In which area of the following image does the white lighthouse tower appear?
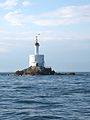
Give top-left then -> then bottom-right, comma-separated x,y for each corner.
29,35 -> 44,67
35,36 -> 39,55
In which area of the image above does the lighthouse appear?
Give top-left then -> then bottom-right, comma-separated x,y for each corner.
16,34 -> 57,75
29,35 -> 44,67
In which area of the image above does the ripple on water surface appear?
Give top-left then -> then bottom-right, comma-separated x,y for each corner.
0,73 -> 90,120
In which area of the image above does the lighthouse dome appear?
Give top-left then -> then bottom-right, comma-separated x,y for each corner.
35,42 -> 40,46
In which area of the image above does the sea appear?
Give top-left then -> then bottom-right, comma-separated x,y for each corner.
0,73 -> 90,120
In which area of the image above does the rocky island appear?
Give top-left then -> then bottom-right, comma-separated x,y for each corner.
16,35 -> 56,75
15,66 -> 75,76
16,66 -> 55,75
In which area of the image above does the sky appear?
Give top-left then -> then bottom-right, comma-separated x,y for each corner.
0,0 -> 90,72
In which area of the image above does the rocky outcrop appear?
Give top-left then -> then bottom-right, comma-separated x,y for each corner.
16,66 -> 55,75
15,66 -> 76,76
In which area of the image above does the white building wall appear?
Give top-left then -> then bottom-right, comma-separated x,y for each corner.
29,55 -> 36,67
29,55 -> 44,67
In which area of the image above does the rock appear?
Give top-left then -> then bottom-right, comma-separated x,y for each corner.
55,72 -> 75,75
15,66 -> 76,76
15,66 -> 56,75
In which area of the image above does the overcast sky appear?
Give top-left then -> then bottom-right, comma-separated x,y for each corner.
0,0 -> 90,72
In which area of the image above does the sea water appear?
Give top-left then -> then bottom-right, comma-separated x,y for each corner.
0,73 -> 90,120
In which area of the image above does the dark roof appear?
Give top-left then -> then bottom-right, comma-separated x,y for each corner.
35,42 -> 40,46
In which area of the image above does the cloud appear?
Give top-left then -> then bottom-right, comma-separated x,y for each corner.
4,11 -> 34,26
35,5 -> 90,26
4,11 -> 25,26
0,30 -> 35,53
22,1 -> 32,7
4,4 -> 90,26
38,31 -> 90,42
0,30 -> 90,42
0,30 -> 90,54
0,0 -> 18,9
0,0 -> 33,10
